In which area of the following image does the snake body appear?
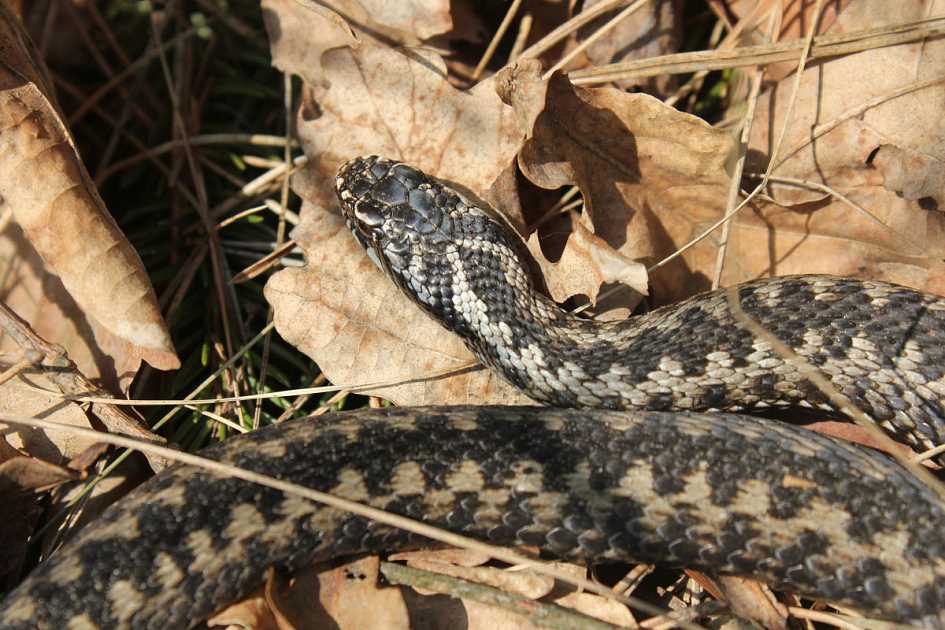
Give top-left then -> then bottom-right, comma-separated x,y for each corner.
4,155 -> 945,628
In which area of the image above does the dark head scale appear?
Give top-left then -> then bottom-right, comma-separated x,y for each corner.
335,156 -> 457,276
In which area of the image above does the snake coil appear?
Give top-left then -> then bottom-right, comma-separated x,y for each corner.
3,156 -> 945,628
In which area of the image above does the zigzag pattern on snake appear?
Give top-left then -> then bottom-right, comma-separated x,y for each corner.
3,155 -> 945,628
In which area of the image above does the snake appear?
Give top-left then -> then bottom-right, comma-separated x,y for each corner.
4,155 -> 945,629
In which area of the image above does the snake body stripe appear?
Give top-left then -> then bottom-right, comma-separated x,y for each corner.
5,155 -> 945,627
3,407 -> 945,628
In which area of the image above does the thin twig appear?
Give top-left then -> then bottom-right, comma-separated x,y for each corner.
711,8 -> 773,289
380,562 -> 631,630
473,0 -> 524,80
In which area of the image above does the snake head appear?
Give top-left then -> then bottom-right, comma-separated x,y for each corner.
335,156 -> 458,278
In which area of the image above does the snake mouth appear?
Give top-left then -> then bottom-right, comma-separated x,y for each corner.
344,215 -> 385,272
336,156 -> 387,269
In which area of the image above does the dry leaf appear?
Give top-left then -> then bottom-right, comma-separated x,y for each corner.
393,554 -> 635,629
0,371 -> 99,462
264,0 -> 452,71
208,576 -> 278,629
726,1 -> 849,82
212,558 -> 414,629
262,0 -> 358,87
514,74 -> 735,303
0,7 -> 178,387
548,591 -> 635,627
0,433 -> 85,591
0,453 -> 80,495
526,215 -> 648,307
735,0 -> 945,291
281,556 -> 410,630
293,44 -> 530,218
805,420 -> 928,461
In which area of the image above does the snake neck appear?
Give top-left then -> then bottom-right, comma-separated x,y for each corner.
335,157 -> 945,450
410,251 -> 945,453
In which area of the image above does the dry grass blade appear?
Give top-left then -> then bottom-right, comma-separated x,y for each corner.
570,16 -> 945,83
68,362 -> 482,406
472,0 -> 524,80
517,0 -> 628,62
543,0 -> 650,79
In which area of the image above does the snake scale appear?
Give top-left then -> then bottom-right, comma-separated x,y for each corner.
4,155 -> 945,628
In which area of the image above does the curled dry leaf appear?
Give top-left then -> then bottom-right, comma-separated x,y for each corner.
0,7 -> 178,388
740,0 -> 945,292
526,216 -> 648,308
512,74 -> 735,303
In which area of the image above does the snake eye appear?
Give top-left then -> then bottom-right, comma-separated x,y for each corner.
354,200 -> 386,228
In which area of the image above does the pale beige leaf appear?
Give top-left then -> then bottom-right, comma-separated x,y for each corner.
264,0 -> 452,83
293,45 -> 535,219
265,202 -> 529,406
0,10 -> 178,385
872,143 -> 944,202
462,600 -> 547,630
516,75 -> 735,302
287,556 -> 410,630
262,0 -> 358,87
726,1 -> 849,83
356,0 -> 452,40
733,0 -> 945,291
549,591 -> 636,627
